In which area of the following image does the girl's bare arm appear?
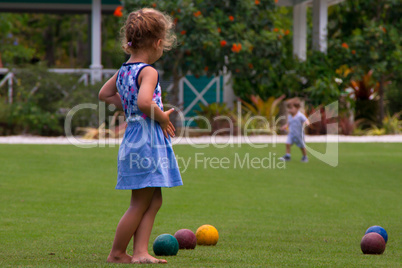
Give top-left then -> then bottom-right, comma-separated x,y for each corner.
98,72 -> 123,110
137,67 -> 175,138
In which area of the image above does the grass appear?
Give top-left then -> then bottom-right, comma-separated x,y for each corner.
0,143 -> 401,267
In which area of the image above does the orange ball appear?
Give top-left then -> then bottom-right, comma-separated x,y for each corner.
196,224 -> 219,245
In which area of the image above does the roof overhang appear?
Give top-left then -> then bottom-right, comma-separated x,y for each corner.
277,0 -> 345,7
0,0 -> 120,14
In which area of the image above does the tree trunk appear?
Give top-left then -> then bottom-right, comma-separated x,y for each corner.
378,77 -> 384,126
44,24 -> 55,66
170,69 -> 182,127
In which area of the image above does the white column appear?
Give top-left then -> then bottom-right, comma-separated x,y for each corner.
90,0 -> 102,84
293,2 -> 307,61
312,0 -> 328,53
222,66 -> 236,109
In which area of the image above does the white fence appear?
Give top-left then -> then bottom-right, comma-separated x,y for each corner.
0,68 -> 236,114
0,68 -> 117,104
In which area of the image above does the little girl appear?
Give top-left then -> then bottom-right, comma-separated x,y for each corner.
98,8 -> 182,264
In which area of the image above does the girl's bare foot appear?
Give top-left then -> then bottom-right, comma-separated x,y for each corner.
107,252 -> 132,264
132,253 -> 167,264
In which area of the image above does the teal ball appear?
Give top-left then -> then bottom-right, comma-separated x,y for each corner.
153,234 -> 179,256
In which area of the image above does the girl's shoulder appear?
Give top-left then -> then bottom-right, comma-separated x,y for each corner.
119,62 -> 158,77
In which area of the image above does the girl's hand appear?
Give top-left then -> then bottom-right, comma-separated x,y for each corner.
160,108 -> 176,138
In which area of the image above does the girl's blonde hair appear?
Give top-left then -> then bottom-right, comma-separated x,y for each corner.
121,8 -> 176,53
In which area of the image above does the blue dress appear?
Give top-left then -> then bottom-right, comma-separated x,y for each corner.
115,62 -> 183,190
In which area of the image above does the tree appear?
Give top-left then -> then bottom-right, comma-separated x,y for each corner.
327,0 -> 402,124
0,13 -> 123,68
123,0 -> 285,108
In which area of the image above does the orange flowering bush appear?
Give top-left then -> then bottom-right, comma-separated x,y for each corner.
231,43 -> 242,53
113,6 -> 123,17
124,0 -> 279,105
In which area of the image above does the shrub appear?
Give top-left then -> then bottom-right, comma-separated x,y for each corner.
0,65 -> 111,136
195,103 -> 236,135
237,95 -> 285,135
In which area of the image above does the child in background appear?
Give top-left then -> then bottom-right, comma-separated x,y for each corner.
98,8 -> 182,264
279,98 -> 310,162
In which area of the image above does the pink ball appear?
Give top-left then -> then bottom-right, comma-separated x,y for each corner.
361,232 -> 386,254
174,229 -> 197,249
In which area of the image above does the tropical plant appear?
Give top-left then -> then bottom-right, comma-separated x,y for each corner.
365,125 -> 387,136
338,117 -> 366,136
304,105 -> 325,135
347,70 -> 383,127
235,111 -> 274,135
240,95 -> 285,121
348,70 -> 379,101
76,111 -> 127,139
363,112 -> 401,135
236,94 -> 285,135
195,102 -> 236,135
381,112 -> 402,134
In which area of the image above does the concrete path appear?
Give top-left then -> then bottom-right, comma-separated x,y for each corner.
0,135 -> 401,145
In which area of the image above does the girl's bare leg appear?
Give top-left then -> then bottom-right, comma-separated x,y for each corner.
132,188 -> 167,264
301,147 -> 307,156
107,187 -> 155,263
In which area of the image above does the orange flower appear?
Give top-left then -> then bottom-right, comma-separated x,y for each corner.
177,8 -> 181,13
255,0 -> 260,4
152,3 -> 156,8
217,27 -> 221,33
113,6 -> 123,17
235,68 -> 240,73
273,28 -> 279,32
248,63 -> 254,69
285,29 -> 290,35
278,35 -> 283,39
275,0 -> 278,3
174,18 -> 178,25
220,40 -> 227,47
381,26 -> 386,33
204,66 -> 209,71
351,50 -> 356,55
229,15 -> 234,21
194,11 -> 201,17
181,30 -> 187,35
231,43 -> 242,53
342,42 -> 349,49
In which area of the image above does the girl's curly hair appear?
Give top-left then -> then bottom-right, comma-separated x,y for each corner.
121,8 -> 176,53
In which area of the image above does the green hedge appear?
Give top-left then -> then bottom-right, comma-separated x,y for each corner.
0,65 -> 111,136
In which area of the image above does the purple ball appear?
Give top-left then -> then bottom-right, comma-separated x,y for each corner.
361,232 -> 386,254
174,229 -> 197,249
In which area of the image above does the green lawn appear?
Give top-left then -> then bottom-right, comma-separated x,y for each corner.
0,143 -> 401,267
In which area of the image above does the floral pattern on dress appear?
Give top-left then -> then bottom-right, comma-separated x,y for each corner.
116,62 -> 163,122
